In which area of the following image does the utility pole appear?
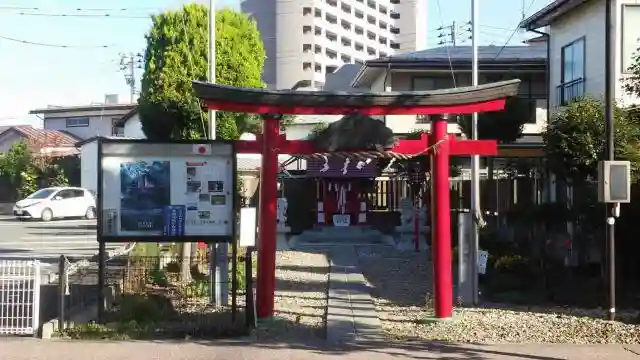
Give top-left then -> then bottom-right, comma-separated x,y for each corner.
437,22 -> 457,46
119,52 -> 143,103
207,0 -> 228,308
470,0 -> 480,305
604,0 -> 616,321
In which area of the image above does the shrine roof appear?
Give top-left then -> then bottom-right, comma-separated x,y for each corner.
192,79 -> 520,115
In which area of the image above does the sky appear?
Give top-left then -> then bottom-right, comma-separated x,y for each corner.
0,0 -> 551,126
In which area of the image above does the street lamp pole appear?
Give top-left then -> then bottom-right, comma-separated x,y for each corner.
470,0 -> 480,305
604,0 -> 616,322
208,0 -> 229,307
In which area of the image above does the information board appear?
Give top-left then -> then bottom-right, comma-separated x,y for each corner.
98,140 -> 236,242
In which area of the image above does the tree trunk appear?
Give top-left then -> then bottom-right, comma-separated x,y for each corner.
180,243 -> 192,282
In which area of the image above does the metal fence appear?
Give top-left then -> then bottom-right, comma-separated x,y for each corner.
0,260 -> 41,336
56,243 -> 253,338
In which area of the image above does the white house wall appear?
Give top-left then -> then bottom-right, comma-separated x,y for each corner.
549,0 -> 606,109
80,140 -> 98,194
549,0 -> 640,109
123,113 -> 146,139
0,131 -> 24,152
615,0 -> 640,105
43,108 -> 132,140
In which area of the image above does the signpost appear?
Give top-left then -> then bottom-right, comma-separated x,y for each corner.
95,139 -> 238,320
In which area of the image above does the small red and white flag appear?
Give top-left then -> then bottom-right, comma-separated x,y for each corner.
193,144 -> 211,155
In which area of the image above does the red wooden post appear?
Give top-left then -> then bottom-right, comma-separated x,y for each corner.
256,114 -> 280,319
430,117 -> 453,318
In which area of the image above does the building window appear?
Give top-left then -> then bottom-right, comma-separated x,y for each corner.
367,15 -> 376,25
558,37 -> 585,105
66,117 -> 89,128
621,5 -> 640,73
341,2 -> 351,14
111,118 -> 124,136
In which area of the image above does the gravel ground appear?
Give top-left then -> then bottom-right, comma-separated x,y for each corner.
255,250 -> 329,340
356,246 -> 640,344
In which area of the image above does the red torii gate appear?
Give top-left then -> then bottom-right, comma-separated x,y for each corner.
193,79 -> 520,319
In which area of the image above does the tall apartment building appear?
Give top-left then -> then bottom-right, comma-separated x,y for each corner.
241,0 -> 427,90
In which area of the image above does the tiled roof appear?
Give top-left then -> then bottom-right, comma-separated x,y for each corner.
10,126 -> 81,148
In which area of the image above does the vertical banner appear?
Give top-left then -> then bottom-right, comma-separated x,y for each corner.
163,205 -> 186,236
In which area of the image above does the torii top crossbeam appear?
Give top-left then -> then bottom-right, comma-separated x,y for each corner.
192,79 -> 520,115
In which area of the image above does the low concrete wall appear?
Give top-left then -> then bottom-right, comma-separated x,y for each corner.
40,286 -> 116,339
0,202 -> 13,215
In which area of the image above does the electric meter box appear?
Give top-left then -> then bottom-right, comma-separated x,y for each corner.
598,160 -> 631,203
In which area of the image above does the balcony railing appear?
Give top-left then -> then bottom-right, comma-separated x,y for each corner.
556,78 -> 585,106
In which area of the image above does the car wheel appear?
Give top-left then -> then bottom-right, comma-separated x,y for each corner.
41,208 -> 53,222
85,206 -> 96,220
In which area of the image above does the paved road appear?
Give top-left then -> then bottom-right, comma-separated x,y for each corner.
0,339 -> 639,360
0,215 -> 124,266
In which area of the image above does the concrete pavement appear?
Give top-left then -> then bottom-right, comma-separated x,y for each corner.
0,338 -> 639,360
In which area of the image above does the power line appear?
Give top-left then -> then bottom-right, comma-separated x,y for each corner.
0,6 -> 156,12
0,34 -> 112,48
0,12 -> 150,19
491,0 -> 538,60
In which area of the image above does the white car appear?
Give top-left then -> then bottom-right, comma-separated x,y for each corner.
13,187 -> 97,221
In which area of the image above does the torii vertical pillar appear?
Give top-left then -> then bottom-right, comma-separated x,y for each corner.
256,113 -> 280,319
430,116 -> 453,318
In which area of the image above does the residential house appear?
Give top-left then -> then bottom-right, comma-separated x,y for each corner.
116,107 -> 145,138
520,0 -> 640,108
350,45 -> 548,137
0,125 -> 80,156
29,95 -> 136,140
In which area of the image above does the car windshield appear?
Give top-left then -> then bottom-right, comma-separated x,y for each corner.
26,188 -> 57,199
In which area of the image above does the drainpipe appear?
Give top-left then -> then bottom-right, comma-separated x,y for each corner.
529,28 -> 551,204
529,28 -> 550,127
382,63 -> 391,126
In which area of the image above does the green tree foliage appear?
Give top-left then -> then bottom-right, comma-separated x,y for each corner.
0,142 -> 68,199
623,48 -> 640,97
138,5 -> 266,140
543,96 -> 640,183
457,97 -> 529,143
307,122 -> 328,139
